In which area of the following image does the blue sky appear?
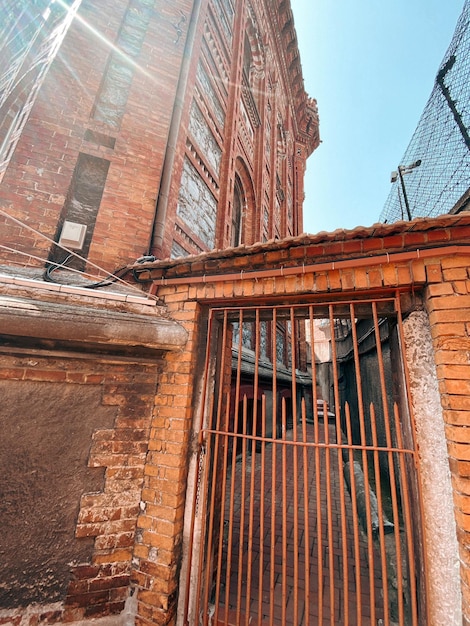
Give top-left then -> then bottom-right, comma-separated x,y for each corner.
290,1 -> 465,234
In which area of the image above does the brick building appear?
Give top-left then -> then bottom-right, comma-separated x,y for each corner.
2,2 -> 470,626
0,0 -> 317,624
0,0 -> 318,274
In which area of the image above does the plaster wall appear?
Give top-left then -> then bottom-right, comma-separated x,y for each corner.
403,310 -> 461,624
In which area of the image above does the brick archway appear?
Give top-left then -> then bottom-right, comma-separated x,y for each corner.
234,157 -> 257,245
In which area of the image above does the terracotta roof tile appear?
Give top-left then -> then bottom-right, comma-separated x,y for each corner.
130,213 -> 470,276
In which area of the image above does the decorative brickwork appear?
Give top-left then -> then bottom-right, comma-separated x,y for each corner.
0,0 -> 318,276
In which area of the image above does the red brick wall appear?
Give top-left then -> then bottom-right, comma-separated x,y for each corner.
132,298 -> 200,625
0,0 -> 191,273
425,254 -> 470,624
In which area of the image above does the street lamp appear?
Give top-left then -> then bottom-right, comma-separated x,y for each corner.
390,159 -> 422,220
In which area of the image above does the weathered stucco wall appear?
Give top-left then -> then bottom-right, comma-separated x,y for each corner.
0,352 -> 163,625
0,279 -> 186,626
0,380 -> 116,607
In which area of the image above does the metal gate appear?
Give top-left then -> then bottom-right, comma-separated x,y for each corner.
181,294 -> 426,625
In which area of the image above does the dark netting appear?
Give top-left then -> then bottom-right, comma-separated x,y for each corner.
380,1 -> 470,223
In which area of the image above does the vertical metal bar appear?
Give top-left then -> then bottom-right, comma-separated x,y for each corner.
269,309 -> 278,625
301,397 -> 311,625
245,310 -> 261,625
323,395 -> 335,625
344,401 -> 363,624
257,394 -> 267,623
369,402 -> 390,624
235,395 -> 249,623
290,308 -> 300,625
213,392 -> 233,626
308,306 -> 323,625
245,402 -> 257,622
383,402 -> 405,624
281,396 -> 288,626
223,403 -> 239,624
350,302 -> 377,623
202,312 -> 231,619
314,391 -> 324,625
393,403 -> 419,625
224,310 -> 245,622
329,305 -> 350,625
371,300 -> 395,625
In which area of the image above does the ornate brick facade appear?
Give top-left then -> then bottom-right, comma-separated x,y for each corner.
0,0 -> 319,277
3,2 -> 470,626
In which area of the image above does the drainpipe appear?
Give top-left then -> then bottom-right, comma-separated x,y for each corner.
148,0 -> 206,257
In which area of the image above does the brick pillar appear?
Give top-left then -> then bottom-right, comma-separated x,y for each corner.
132,288 -> 197,625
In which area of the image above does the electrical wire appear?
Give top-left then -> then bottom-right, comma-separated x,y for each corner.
0,209 -> 158,301
0,243 -> 145,291
43,253 -> 132,289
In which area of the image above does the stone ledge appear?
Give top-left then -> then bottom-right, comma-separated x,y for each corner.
0,294 -> 187,354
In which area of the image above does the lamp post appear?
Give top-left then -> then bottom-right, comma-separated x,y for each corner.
390,159 -> 422,220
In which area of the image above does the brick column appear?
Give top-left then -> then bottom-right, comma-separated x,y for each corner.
426,255 -> 470,624
132,287 -> 198,625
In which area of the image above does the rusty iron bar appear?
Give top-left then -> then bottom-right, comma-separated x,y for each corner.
350,301 -> 377,623
213,392 -> 232,626
257,394 -> 267,622
245,310 -> 261,626
394,402 -> 419,625
290,307 -> 300,626
222,309 -> 245,623
329,303 -> 351,625
383,402 -> 405,624
370,402 -> 391,625
372,300 -> 395,624
235,395 -> 249,623
269,307 -> 278,625
300,398 -> 311,625
344,401 -> 363,623
212,311 -> 232,625
281,397 -> 288,625
203,311 -> 231,621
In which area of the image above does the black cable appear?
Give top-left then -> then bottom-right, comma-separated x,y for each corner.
44,254 -> 131,288
43,254 -> 156,288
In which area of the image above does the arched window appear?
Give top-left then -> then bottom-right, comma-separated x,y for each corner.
243,34 -> 253,83
232,176 -> 244,247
